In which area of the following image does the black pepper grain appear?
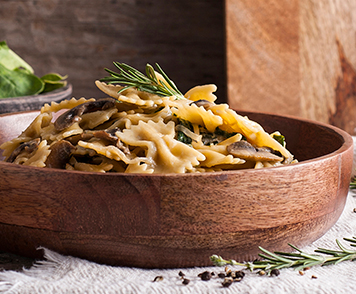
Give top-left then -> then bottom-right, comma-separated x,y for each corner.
270,269 -> 280,277
182,278 -> 190,285
235,271 -> 245,279
222,277 -> 233,288
198,271 -> 212,281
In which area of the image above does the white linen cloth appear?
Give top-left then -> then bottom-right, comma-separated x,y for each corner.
1,139 -> 356,294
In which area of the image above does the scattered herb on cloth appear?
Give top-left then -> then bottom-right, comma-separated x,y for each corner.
0,41 -> 67,98
211,237 -> 356,274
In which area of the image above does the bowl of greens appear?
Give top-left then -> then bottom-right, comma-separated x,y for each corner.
0,41 -> 71,114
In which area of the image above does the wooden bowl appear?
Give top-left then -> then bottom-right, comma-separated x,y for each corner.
0,84 -> 72,114
0,110 -> 353,268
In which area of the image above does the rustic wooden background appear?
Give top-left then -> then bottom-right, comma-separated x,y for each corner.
226,0 -> 356,135
2,0 -> 356,134
1,0 -> 226,101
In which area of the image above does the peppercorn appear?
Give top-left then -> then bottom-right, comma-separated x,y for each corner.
198,271 -> 212,281
258,270 -> 266,276
235,271 -> 245,279
178,271 -> 185,277
182,278 -> 190,285
218,272 -> 226,279
222,277 -> 233,288
270,269 -> 280,277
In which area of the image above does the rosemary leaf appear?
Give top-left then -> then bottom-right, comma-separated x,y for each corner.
210,238 -> 356,274
100,62 -> 186,100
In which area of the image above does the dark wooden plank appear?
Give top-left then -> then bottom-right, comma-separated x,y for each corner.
1,0 -> 226,102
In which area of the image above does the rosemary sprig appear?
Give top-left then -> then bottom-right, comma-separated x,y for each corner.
100,62 -> 185,100
210,237 -> 356,273
350,176 -> 356,189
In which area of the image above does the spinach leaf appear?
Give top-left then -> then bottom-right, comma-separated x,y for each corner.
0,41 -> 34,73
41,73 -> 68,93
0,63 -> 44,98
0,41 -> 67,98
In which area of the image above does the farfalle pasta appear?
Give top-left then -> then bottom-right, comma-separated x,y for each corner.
0,65 -> 297,173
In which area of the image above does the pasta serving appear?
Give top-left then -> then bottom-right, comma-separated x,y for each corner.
0,63 -> 296,173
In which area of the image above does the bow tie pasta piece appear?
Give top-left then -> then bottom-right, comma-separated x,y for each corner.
116,119 -> 205,173
171,100 -> 223,133
77,140 -> 144,166
196,149 -> 245,168
184,84 -> 218,103
209,104 -> 292,160
112,105 -> 172,127
41,97 -> 95,114
95,80 -> 164,108
80,108 -> 118,130
0,111 -> 52,158
13,140 -> 50,167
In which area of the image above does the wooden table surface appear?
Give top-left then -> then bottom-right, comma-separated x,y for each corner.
0,251 -> 35,271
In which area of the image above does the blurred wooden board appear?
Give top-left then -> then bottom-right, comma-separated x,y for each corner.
226,0 -> 356,135
1,0 -> 226,102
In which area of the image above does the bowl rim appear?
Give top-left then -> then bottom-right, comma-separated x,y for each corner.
0,109 -> 353,177
0,84 -> 72,104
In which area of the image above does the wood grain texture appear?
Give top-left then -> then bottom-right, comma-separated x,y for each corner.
226,0 -> 299,115
0,0 -> 226,102
0,110 -> 353,268
226,0 -> 356,134
0,85 -> 72,114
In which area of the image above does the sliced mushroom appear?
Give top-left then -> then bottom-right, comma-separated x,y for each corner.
92,129 -> 118,144
66,132 -> 95,145
92,129 -> 130,155
227,140 -> 284,162
116,138 -> 130,155
6,138 -> 40,163
191,99 -> 214,109
54,98 -> 117,131
45,140 -> 76,169
67,128 -> 130,155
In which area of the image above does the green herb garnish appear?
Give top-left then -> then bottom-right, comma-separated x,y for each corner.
177,131 -> 192,145
0,41 -> 67,98
273,134 -> 286,147
176,118 -> 193,145
100,62 -> 186,100
200,127 -> 237,146
41,73 -> 68,93
350,176 -> 356,189
211,237 -> 356,274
